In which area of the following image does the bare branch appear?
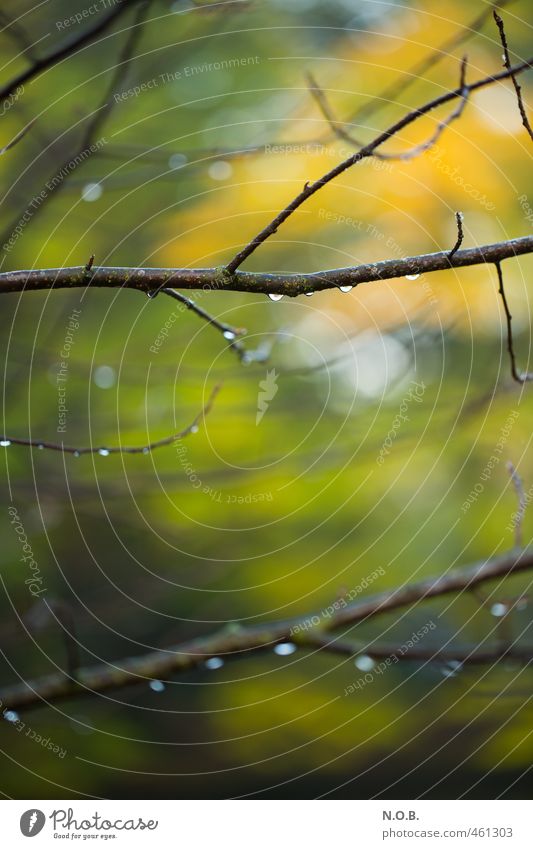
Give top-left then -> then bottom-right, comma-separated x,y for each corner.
1,236 -> 531,298
153,287 -> 247,359
1,546 -> 531,711
0,385 -> 220,457
494,10 -> 533,141
0,0 -> 146,110
224,56 -> 532,273
495,261 -> 533,383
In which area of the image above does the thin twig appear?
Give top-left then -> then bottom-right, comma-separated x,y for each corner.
495,261 -> 533,383
0,385 -> 220,456
0,546 -> 532,710
224,55 -> 532,274
449,211 -> 465,259
506,461 -> 527,548
0,3 -> 150,247
494,11 -> 533,141
0,117 -> 37,155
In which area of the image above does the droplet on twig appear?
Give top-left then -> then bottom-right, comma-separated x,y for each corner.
98,448 -> 110,457
274,642 -> 297,656
223,330 -> 236,341
268,293 -> 283,302
149,680 -> 165,692
354,654 -> 375,671
0,439 -> 11,447
205,657 -> 224,670
339,285 -> 353,293
405,274 -> 420,281
491,602 -> 507,618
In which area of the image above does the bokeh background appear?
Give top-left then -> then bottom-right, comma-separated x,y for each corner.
0,0 -> 532,799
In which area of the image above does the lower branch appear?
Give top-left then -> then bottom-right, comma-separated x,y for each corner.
1,546 -> 531,711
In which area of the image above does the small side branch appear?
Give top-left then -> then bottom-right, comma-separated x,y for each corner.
0,385 -> 220,457
449,211 -> 465,259
495,261 -> 533,383
494,11 -> 533,141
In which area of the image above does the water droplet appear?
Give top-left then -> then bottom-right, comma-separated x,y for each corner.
81,182 -> 103,202
440,665 -> 456,678
190,424 -> 199,434
491,602 -> 507,618
93,365 -> 116,389
339,285 -> 353,293
405,274 -> 420,281
149,679 -> 165,692
354,654 -> 375,672
208,160 -> 232,181
0,439 -> 11,447
274,642 -> 297,656
268,293 -> 283,302
4,710 -> 19,723
98,448 -> 110,457
142,446 -> 150,455
205,656 -> 224,670
37,443 -> 44,450
304,291 -> 314,297
223,330 -> 236,341
73,450 -> 80,458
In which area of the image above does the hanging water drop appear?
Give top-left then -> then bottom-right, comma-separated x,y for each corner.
339,285 -> 353,293
354,654 -> 375,672
37,443 -> 44,450
149,679 -> 165,692
405,274 -> 420,281
98,448 -> 110,457
0,439 -> 11,447
491,602 -> 507,618
304,291 -> 314,297
274,642 -> 297,656
205,656 -> 224,670
142,446 -> 150,455
190,424 -> 199,434
73,450 -> 80,458
223,330 -> 236,341
4,710 -> 19,723
268,293 -> 283,302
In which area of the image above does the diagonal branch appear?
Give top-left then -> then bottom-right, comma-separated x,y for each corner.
0,0 -> 145,110
224,56 -> 532,274
495,261 -> 533,383
1,546 -> 531,711
494,11 -> 533,141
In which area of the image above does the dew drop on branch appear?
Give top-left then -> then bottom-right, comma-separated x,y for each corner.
274,642 -> 297,656
354,654 -> 375,671
339,285 -> 353,293
268,293 -> 283,302
405,274 -> 420,281
205,657 -> 224,670
0,439 -> 11,447
149,680 -> 165,692
223,330 -> 236,341
98,448 -> 110,457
